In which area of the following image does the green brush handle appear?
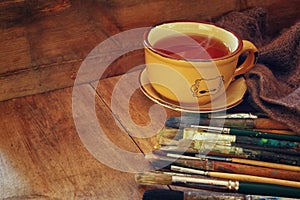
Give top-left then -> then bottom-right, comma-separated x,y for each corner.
235,136 -> 300,149
238,181 -> 300,198
230,128 -> 300,142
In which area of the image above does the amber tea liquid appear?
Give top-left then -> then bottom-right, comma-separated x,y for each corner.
153,34 -> 230,60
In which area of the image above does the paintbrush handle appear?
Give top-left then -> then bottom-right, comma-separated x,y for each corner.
235,136 -> 300,149
254,118 -> 290,130
182,128 -> 300,149
209,171 -> 300,188
149,155 -> 300,181
230,128 -> 300,142
238,182 -> 300,198
234,143 -> 300,157
135,172 -> 300,198
254,129 -> 297,135
157,145 -> 300,166
231,157 -> 300,172
173,151 -> 300,172
156,127 -> 298,141
179,158 -> 295,180
143,189 -> 296,200
165,116 -> 290,129
198,144 -> 300,166
171,165 -> 300,186
153,150 -> 300,172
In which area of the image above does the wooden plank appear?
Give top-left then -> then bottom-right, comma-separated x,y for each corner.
99,0 -> 241,30
0,60 -> 80,101
98,0 -> 300,35
0,19 -> 147,102
0,46 -> 145,101
25,6 -> 110,67
0,0 -> 125,101
91,70 -> 181,153
0,0 -> 121,75
0,0 -> 71,28
0,84 -> 157,199
0,26 -> 32,74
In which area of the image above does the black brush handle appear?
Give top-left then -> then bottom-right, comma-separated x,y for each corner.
238,181 -> 300,198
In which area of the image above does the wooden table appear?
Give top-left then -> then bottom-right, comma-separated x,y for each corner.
0,69 -> 186,199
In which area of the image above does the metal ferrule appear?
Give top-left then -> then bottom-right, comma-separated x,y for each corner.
171,165 -> 208,176
172,175 -> 230,187
190,125 -> 231,134
222,127 -> 231,134
208,113 -> 258,119
191,125 -> 223,133
228,180 -> 239,191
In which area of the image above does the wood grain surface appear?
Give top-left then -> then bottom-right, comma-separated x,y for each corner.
92,70 -> 180,153
0,76 -> 171,199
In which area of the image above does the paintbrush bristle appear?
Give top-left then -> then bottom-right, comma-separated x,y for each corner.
158,128 -> 183,139
135,172 -> 172,185
143,189 -> 183,200
165,116 -> 182,128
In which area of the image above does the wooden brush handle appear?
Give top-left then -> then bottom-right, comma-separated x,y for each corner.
210,171 -> 300,188
254,118 -> 290,130
173,159 -> 300,181
232,157 -> 300,172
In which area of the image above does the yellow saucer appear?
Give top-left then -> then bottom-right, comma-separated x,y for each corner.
139,69 -> 247,113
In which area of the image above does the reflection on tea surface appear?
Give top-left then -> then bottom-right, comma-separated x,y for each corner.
153,34 -> 230,60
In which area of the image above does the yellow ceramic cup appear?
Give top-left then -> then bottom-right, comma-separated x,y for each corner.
144,21 -> 258,106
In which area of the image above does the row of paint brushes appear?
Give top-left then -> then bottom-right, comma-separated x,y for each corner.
142,189 -> 297,200
135,114 -> 300,199
159,115 -> 300,166
136,172 -> 300,199
136,170 -> 300,199
156,127 -> 300,166
137,152 -> 300,199
165,114 -> 294,132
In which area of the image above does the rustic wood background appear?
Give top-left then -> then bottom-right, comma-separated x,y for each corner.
0,0 -> 299,101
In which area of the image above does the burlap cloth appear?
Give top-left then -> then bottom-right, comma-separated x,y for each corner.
214,7 -> 300,133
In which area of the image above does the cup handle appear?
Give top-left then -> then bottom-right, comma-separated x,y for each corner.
233,40 -> 258,77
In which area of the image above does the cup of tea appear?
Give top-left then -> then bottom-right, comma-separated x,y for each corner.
143,21 -> 258,106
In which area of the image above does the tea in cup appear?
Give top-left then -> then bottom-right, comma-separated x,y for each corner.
143,21 -> 258,106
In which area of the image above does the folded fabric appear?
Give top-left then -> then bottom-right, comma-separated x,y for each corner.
215,7 -> 300,133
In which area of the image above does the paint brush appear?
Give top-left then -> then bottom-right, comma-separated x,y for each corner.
146,153 -> 300,181
197,144 -> 300,166
233,143 -> 300,157
157,144 -> 300,166
155,150 -> 300,172
157,127 -> 299,143
194,153 -> 300,172
170,165 -> 300,188
156,134 -> 300,166
191,125 -> 300,142
183,128 -> 300,149
157,132 -> 300,164
254,129 -> 297,135
165,116 -> 290,130
142,189 -> 296,200
157,129 -> 300,156
135,172 -> 300,198
205,112 -> 259,119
